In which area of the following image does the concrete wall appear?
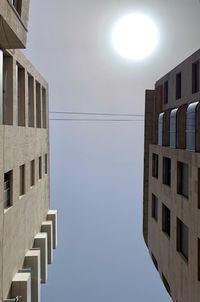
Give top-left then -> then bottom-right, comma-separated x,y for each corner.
0,49 -> 50,300
0,0 -> 30,49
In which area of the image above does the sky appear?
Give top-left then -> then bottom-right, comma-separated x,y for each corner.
24,0 -> 200,301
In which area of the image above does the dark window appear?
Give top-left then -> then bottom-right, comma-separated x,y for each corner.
17,64 -> 25,126
164,81 -> 168,104
152,153 -> 159,178
198,238 -> 200,281
177,219 -> 189,261
28,74 -> 34,127
162,274 -> 171,296
30,160 -> 35,187
12,0 -> 22,15
19,164 -> 25,196
192,61 -> 199,94
151,253 -> 158,270
39,157 -> 42,179
4,171 -> 13,209
152,194 -> 158,221
42,87 -> 47,129
3,54 -> 13,125
176,72 -> 182,100
36,82 -> 41,128
162,204 -> 171,237
45,154 -> 48,174
163,157 -> 171,186
177,162 -> 189,198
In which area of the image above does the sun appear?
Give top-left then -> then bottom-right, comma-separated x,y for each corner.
112,13 -> 159,61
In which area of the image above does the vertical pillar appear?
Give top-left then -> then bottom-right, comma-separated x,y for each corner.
47,209 -> 58,249
41,221 -> 53,264
33,233 -> 48,283
24,249 -> 41,302
12,273 -> 31,302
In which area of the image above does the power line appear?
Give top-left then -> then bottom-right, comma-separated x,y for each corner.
49,118 -> 144,122
49,111 -> 144,117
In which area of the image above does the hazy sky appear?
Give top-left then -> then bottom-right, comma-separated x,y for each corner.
24,1 -> 200,301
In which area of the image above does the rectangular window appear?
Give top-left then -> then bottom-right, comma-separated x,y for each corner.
152,153 -> 159,178
17,64 -> 25,126
3,54 -> 13,125
177,219 -> 189,261
30,160 -> 35,187
4,171 -> 13,209
39,156 -> 42,179
164,81 -> 168,104
28,74 -> 34,127
19,164 -> 25,196
176,72 -> 182,100
45,154 -> 48,174
36,82 -> 41,128
152,194 -> 158,221
12,0 -> 22,15
177,162 -> 189,198
198,238 -> 200,281
162,274 -> 171,296
42,87 -> 47,128
163,157 -> 171,186
192,61 -> 199,94
162,204 -> 171,237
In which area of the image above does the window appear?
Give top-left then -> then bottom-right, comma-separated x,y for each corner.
177,219 -> 189,261
42,87 -> 47,129
164,81 -> 168,104
163,157 -> 171,186
151,253 -> 158,270
192,61 -> 199,94
152,194 -> 158,221
170,108 -> 178,148
11,0 -> 22,15
4,171 -> 13,209
162,204 -> 171,237
36,82 -> 41,128
39,157 -> 42,179
30,160 -> 35,187
17,64 -> 25,126
19,164 -> 25,196
45,154 -> 48,174
162,274 -> 171,296
198,238 -> 200,281
158,112 -> 164,145
177,162 -> 189,198
152,153 -> 158,178
28,74 -> 34,127
176,72 -> 182,100
3,54 -> 13,125
186,101 -> 198,151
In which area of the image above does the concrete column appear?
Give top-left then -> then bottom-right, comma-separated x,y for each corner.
41,221 -> 53,264
33,233 -> 48,283
47,209 -> 58,249
24,249 -> 41,302
0,50 -> 3,125
11,272 -> 31,302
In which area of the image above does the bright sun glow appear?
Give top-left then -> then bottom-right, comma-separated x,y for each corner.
112,13 -> 159,61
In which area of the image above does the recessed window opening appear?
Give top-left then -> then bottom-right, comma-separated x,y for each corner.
176,72 -> 182,100
4,171 -> 13,209
162,204 -> 171,237
158,112 -> 164,145
186,101 -> 199,151
170,108 -> 178,148
17,64 -> 25,127
192,61 -> 199,94
19,164 -> 25,196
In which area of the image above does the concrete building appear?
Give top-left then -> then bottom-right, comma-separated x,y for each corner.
0,1 -> 58,302
143,49 -> 200,302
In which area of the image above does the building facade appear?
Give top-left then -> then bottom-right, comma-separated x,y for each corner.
0,1 -> 58,302
143,49 -> 200,302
